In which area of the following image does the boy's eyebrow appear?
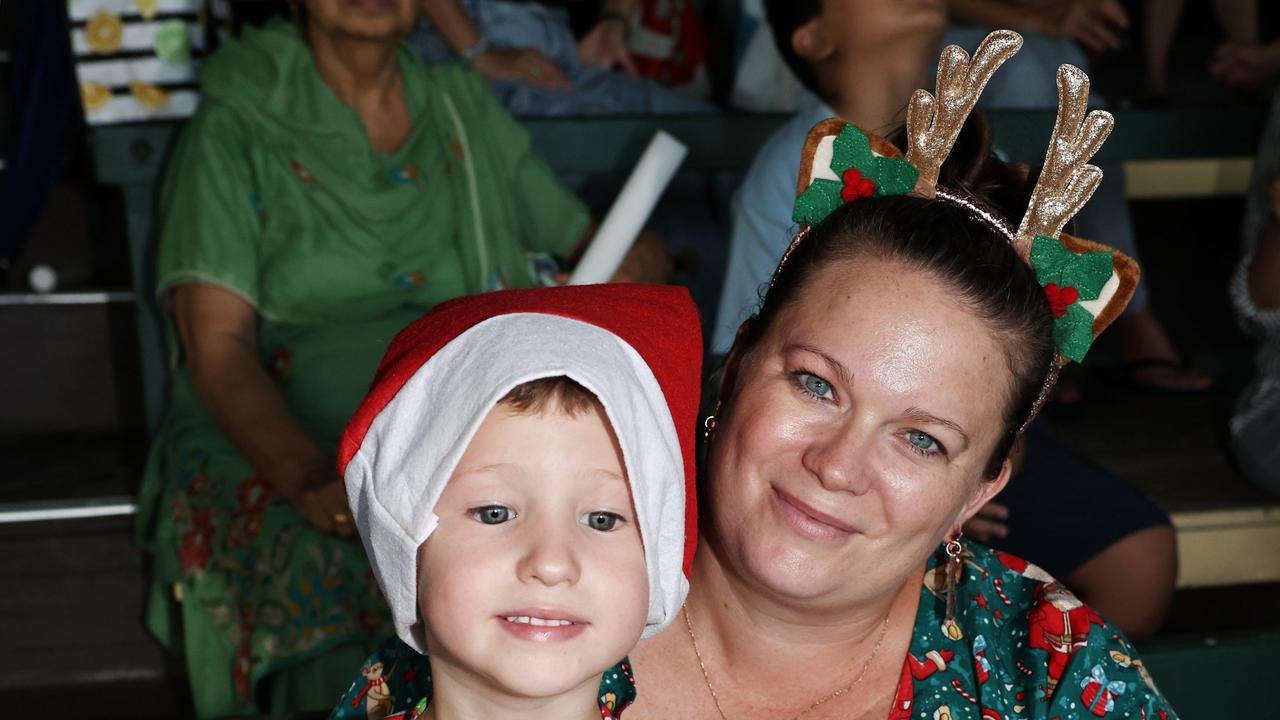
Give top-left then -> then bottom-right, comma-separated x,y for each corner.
453,462 -> 515,477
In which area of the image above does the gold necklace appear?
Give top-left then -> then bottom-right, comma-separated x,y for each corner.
682,603 -> 891,720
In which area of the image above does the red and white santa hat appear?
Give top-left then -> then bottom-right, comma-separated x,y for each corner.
338,284 -> 702,653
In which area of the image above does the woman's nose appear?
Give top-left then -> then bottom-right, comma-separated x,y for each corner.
801,419 -> 874,495
516,520 -> 582,587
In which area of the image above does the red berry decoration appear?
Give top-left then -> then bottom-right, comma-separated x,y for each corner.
840,168 -> 877,202
1043,282 -> 1079,319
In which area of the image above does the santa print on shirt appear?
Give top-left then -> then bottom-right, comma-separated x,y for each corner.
879,543 -> 1178,720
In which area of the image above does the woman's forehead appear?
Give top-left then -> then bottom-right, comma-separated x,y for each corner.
769,259 -> 1013,417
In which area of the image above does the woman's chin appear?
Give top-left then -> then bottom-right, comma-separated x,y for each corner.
736,539 -> 857,602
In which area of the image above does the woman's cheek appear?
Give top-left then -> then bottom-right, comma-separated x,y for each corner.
874,460 -> 956,537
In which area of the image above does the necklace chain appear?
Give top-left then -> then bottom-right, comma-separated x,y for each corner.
682,604 -> 891,720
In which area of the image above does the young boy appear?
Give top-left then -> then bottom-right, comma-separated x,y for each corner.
331,284 -> 702,720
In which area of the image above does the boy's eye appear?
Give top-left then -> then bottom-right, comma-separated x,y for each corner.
581,511 -> 624,532
471,505 -> 515,525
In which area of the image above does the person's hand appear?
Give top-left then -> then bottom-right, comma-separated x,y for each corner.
609,230 -> 672,284
472,47 -> 574,91
1028,0 -> 1128,53
1210,41 -> 1280,89
963,501 -> 1009,543
287,461 -> 356,538
578,19 -> 637,75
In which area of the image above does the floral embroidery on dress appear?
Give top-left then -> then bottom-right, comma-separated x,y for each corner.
389,164 -> 421,186
291,160 -> 317,187
267,346 -> 292,384
393,272 -> 424,290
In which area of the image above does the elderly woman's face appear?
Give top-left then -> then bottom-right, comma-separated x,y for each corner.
303,0 -> 416,42
707,256 -> 1011,607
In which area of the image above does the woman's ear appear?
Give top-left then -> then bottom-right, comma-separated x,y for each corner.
957,458 -> 1013,528
792,17 -> 835,65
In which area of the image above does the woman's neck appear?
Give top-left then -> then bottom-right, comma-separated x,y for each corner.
683,535 -> 921,687
424,660 -> 602,720
822,39 -> 938,137
308,24 -> 403,109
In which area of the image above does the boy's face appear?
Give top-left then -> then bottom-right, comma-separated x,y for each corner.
418,400 -> 648,699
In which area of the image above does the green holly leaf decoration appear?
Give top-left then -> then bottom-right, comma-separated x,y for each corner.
1030,235 -> 1116,362
1054,303 -> 1097,363
792,125 -> 920,226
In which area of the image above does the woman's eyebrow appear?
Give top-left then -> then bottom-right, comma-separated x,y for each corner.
903,407 -> 971,450
786,343 -> 855,388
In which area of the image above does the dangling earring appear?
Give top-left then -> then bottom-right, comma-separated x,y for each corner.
702,415 -> 717,442
942,533 -> 964,641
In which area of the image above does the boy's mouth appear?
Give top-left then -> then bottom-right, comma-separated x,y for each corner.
497,609 -> 588,641
503,615 -> 575,627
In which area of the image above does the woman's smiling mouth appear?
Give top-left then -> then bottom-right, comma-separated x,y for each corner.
771,486 -> 860,542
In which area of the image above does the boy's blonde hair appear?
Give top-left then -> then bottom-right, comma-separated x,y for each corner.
500,376 -> 603,417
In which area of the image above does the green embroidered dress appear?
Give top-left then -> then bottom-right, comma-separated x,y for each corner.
134,18 -> 588,717
331,543 -> 1178,720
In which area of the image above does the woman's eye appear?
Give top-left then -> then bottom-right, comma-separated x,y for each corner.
471,505 -> 515,525
794,372 -> 835,401
581,511 -> 624,532
906,430 -> 943,456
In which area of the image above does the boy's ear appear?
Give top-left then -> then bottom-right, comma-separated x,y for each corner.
792,17 -> 835,64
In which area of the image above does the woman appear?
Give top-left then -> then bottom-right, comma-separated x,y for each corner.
335,32 -> 1176,720
135,0 -> 664,715
715,0 -> 1176,637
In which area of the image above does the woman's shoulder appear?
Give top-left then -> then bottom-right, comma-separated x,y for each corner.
926,543 -> 1180,718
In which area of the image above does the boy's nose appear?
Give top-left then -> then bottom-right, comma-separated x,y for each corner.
517,524 -> 581,587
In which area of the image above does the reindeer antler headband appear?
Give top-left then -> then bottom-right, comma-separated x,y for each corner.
781,30 -> 1140,367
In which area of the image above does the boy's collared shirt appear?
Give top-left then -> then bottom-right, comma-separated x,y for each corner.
330,636 -> 637,719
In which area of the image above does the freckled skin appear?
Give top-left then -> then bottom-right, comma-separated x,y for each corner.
707,257 -> 1014,612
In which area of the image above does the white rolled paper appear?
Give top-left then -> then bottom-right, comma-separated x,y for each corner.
568,130 -> 688,285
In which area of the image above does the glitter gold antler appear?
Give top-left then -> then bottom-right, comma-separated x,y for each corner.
1014,64 -> 1115,255
905,29 -> 1023,188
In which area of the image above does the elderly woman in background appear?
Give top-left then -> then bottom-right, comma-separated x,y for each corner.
134,0 -> 667,716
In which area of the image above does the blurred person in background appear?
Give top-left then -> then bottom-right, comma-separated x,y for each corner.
135,0 -> 667,715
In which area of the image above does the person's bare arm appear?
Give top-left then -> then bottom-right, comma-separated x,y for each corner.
566,221 -> 673,284
418,0 -> 572,90
948,0 -> 1128,52
172,284 -> 354,536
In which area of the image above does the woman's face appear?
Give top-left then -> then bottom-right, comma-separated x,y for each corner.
707,256 -> 1012,608
303,0 -> 416,43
